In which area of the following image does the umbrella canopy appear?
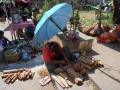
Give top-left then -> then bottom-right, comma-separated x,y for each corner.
34,3 -> 72,43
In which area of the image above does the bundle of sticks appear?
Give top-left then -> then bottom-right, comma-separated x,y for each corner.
77,56 -> 104,71
1,68 -> 35,84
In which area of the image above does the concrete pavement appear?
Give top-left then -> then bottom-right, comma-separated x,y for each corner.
0,21 -> 55,90
1,20 -> 120,90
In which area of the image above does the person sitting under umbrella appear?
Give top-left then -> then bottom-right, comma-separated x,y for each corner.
43,41 -> 71,72
24,31 -> 45,53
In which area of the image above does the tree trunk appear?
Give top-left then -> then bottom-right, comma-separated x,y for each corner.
113,0 -> 120,24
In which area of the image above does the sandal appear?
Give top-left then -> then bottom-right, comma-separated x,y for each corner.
39,76 -> 51,86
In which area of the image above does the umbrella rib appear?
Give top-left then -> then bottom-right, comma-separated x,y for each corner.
46,20 -> 50,40
52,14 -> 70,18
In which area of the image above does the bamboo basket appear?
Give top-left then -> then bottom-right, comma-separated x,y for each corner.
4,49 -> 22,62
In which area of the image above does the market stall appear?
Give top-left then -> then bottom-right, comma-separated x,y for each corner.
0,3 -> 104,90
10,19 -> 34,40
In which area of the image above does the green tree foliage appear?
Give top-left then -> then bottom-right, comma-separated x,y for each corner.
36,0 -> 59,21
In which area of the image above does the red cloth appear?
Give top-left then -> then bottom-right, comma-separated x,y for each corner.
97,37 -> 104,42
43,42 -> 62,62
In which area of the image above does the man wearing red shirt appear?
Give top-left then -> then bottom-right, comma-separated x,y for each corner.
43,41 -> 70,72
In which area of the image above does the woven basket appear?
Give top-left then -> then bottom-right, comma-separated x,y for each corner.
4,49 -> 22,62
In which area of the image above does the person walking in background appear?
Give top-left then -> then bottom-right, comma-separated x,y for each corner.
0,6 -> 4,18
6,4 -> 11,20
0,5 -> 6,24
2,5 -> 6,23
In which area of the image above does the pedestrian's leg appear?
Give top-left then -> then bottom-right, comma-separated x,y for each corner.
3,16 -> 6,24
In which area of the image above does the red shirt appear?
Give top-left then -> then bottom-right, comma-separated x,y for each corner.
43,42 -> 62,62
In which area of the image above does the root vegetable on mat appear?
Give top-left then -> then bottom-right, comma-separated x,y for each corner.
80,63 -> 85,71
11,74 -> 18,83
80,68 -> 86,75
4,73 -> 14,82
73,62 -> 81,72
26,75 -> 30,79
80,56 -> 92,61
76,72 -> 84,80
65,79 -> 73,87
24,68 -> 29,72
18,68 -> 24,72
67,68 -> 83,85
6,73 -> 16,84
57,74 -> 69,88
23,70 -> 31,79
78,58 -> 93,66
31,72 -> 35,78
60,72 -> 73,87
62,72 -> 69,79
1,74 -> 9,79
59,72 -> 68,80
85,65 -> 92,70
54,68 -> 64,74
18,73 -> 22,80
3,69 -> 19,74
98,62 -> 104,66
20,71 -> 26,80
51,75 -> 65,89
2,68 -> 35,84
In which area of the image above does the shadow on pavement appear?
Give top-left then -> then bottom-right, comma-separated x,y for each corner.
87,49 -> 99,56
3,26 -> 10,31
0,61 -> 8,72
98,68 -> 120,83
97,41 -> 120,52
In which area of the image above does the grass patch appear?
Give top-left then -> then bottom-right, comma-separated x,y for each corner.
79,10 -> 114,27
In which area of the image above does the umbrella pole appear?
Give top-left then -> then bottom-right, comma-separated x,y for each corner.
49,17 -> 68,38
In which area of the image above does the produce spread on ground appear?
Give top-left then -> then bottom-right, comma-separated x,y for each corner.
1,68 -> 35,84
51,56 -> 104,89
1,55 -> 103,88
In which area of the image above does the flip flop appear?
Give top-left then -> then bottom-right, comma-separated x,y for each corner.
44,76 -> 51,84
39,76 -> 51,86
39,78 -> 46,86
